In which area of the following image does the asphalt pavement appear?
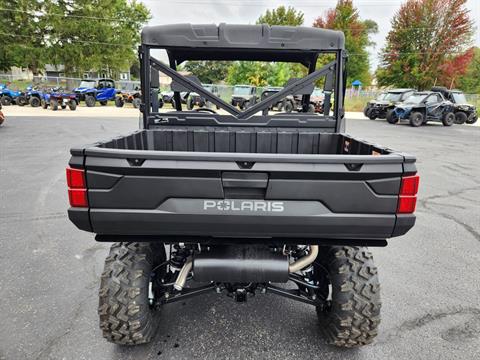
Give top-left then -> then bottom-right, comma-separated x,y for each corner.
0,108 -> 479,360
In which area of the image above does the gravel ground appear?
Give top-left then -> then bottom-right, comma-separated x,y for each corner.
0,109 -> 479,360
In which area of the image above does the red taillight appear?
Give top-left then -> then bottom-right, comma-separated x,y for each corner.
66,167 -> 86,188
397,174 -> 420,214
68,189 -> 88,207
66,167 -> 88,207
397,196 -> 417,213
400,175 -> 419,196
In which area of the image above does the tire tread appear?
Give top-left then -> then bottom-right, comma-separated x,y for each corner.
98,242 -> 163,345
316,246 -> 381,348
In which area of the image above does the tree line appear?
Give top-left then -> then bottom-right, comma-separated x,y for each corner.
0,0 -> 477,93
0,0 -> 150,78
186,0 -> 477,93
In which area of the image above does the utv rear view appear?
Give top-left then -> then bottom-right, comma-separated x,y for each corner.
66,24 -> 418,348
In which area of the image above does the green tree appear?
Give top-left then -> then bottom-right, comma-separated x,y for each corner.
256,5 -> 304,26
0,1 -> 49,73
226,61 -> 269,86
0,1 -> 150,77
183,61 -> 230,83
227,5 -> 306,87
457,47 -> 480,93
377,0 -> 473,90
313,0 -> 378,86
47,0 -> 150,77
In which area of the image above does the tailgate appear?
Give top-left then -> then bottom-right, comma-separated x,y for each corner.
68,147 -> 416,242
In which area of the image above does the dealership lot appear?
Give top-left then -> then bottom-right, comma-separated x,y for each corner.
0,109 -> 479,360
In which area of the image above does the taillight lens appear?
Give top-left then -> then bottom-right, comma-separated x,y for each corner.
399,175 -> 419,196
66,167 -> 88,207
66,167 -> 86,188
68,189 -> 88,207
397,174 -> 419,214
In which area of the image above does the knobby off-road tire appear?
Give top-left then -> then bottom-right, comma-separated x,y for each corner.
284,101 -> 294,113
315,246 -> 381,348
29,96 -> 41,107
115,97 -> 124,108
0,96 -> 12,106
442,112 -> 455,126
363,106 -> 370,118
132,98 -> 141,109
17,95 -> 27,106
85,95 -> 96,107
454,112 -> 467,124
98,242 -> 166,345
69,100 -> 77,111
386,109 -> 398,124
186,97 -> 194,110
50,99 -> 58,111
409,111 -> 424,127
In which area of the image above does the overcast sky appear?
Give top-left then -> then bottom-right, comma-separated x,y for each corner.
141,0 -> 480,70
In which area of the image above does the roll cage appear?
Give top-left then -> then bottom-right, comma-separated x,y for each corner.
139,24 -> 347,132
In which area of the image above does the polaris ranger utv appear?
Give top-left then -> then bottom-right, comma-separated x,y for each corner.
66,24 -> 418,348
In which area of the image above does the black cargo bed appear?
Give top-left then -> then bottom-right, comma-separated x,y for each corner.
68,128 -> 416,244
96,128 -> 392,156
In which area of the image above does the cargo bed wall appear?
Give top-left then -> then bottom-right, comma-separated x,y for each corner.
97,128 -> 391,156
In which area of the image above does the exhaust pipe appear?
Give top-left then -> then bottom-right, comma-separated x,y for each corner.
173,257 -> 192,291
173,245 -> 319,291
289,245 -> 318,273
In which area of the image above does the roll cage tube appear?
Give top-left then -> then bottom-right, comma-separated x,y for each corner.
139,24 -> 347,131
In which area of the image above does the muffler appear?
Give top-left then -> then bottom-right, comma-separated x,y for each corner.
173,245 -> 319,290
193,245 -> 289,283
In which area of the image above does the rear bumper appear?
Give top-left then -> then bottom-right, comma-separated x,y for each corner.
68,198 -> 415,243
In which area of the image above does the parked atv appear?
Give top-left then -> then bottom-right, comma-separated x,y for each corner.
115,84 -> 142,108
231,85 -> 257,109
431,87 -> 477,124
364,88 -> 415,121
73,78 -> 118,107
388,91 -> 455,127
16,85 -> 43,107
0,84 -> 22,106
41,87 -> 77,111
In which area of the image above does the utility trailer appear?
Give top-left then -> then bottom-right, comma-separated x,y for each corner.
66,24 -> 419,348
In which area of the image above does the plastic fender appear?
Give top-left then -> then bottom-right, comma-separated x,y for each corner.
96,88 -> 116,101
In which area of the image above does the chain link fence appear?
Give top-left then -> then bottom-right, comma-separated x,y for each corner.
0,74 -> 141,91
1,73 -> 478,109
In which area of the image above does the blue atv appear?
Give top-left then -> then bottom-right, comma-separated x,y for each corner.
0,84 -> 22,106
73,78 -> 118,107
16,85 -> 44,107
41,87 -> 77,111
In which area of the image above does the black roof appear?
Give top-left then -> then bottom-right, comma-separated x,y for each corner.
141,24 -> 345,64
388,88 -> 415,93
